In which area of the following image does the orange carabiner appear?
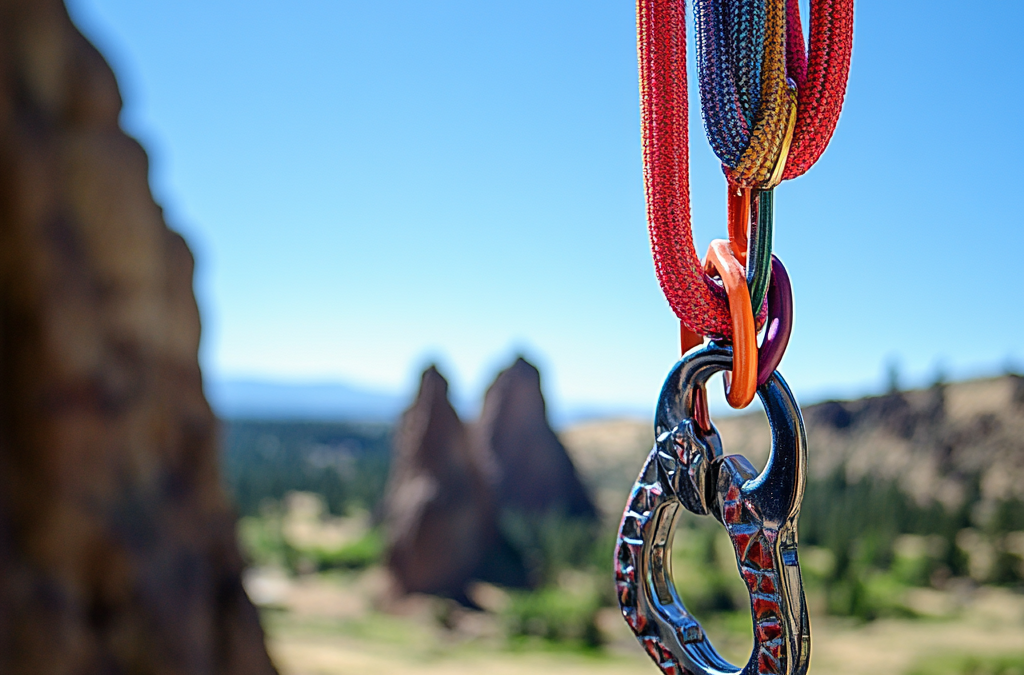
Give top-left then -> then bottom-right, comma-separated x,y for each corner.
704,239 -> 757,408
680,322 -> 704,355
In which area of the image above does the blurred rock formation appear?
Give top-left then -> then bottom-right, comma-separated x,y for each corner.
382,358 -> 596,599
561,374 -> 1024,518
475,358 -> 597,519
382,367 -> 496,599
798,375 -> 1024,509
0,2 -> 276,673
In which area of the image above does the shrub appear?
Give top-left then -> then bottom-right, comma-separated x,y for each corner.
502,575 -> 604,649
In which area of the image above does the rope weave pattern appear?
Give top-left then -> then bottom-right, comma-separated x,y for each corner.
695,0 -> 795,188
725,0 -> 793,189
640,0 -> 733,337
640,0 -> 853,336
782,0 -> 854,180
693,0 -> 763,167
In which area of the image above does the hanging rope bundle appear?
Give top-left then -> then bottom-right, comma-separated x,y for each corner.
641,0 -> 853,340
618,4 -> 854,673
695,0 -> 795,187
617,5 -> 854,673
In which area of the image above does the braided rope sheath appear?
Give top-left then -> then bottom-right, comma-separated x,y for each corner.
694,0 -> 754,167
781,0 -> 854,180
694,0 -> 790,186
784,0 -> 807,93
639,0 -> 852,337
730,0 -> 766,130
693,0 -> 852,185
639,0 -> 733,337
723,0 -> 795,188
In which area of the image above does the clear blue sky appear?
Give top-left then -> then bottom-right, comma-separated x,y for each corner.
67,0 -> 1023,413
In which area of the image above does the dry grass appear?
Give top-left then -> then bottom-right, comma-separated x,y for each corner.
254,569 -> 1024,675
259,375 -> 1024,673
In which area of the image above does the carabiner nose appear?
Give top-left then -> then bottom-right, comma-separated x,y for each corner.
714,369 -> 807,529
653,344 -> 731,516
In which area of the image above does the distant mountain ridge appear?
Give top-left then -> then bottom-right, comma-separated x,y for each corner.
205,376 -> 651,426
205,378 -> 407,422
562,374 -> 1024,506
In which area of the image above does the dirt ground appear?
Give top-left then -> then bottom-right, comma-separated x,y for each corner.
251,569 -> 1024,675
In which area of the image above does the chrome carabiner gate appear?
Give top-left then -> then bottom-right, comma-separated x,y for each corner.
615,344 -> 809,675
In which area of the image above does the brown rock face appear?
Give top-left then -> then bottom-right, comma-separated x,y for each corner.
0,2 -> 276,673
476,358 -> 596,519
383,359 -> 599,598
798,377 -> 1024,508
383,367 -> 496,599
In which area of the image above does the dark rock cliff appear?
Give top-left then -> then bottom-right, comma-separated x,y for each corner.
0,2 -> 276,672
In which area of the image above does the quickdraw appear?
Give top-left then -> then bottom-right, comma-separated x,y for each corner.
620,0 -> 852,671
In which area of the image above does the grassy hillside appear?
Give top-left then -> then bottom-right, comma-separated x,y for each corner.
561,374 -> 1024,619
222,376 -> 1024,674
222,375 -> 1024,624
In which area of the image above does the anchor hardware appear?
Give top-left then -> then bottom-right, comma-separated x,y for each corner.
622,0 -> 852,670
615,344 -> 809,675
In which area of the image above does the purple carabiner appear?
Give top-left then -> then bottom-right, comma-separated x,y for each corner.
756,255 -> 793,386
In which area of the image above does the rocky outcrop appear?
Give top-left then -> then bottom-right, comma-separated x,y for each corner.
590,374 -> 1024,513
382,359 -> 598,598
798,376 -> 1024,509
0,2 -> 276,673
475,358 -> 597,519
561,374 -> 1024,589
382,367 -> 497,599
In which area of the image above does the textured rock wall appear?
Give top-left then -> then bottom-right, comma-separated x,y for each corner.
0,2 -> 276,673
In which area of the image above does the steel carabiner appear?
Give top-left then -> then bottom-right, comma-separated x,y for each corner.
615,344 -> 809,675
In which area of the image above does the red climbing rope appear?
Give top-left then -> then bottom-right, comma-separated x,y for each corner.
782,0 -> 855,180
640,0 -> 853,339
640,0 -> 733,338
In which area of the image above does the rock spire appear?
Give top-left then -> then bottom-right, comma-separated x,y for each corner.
382,367 -> 497,599
475,358 -> 597,519
382,358 -> 597,599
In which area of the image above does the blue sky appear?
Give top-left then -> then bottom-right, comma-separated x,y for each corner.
67,0 -> 1023,414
